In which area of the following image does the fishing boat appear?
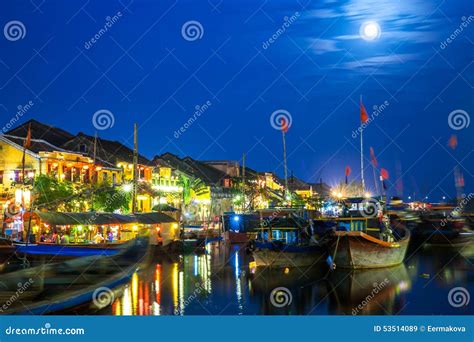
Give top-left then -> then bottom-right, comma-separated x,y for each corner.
328,216 -> 410,269
249,213 -> 328,268
406,204 -> 474,247
0,236 -> 150,314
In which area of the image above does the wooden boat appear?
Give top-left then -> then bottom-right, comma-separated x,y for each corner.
329,220 -> 410,269
14,241 -> 126,257
0,236 -> 150,314
249,213 -> 328,268
413,215 -> 473,247
250,241 -> 326,268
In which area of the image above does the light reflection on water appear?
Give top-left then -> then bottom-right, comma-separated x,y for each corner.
102,242 -> 473,316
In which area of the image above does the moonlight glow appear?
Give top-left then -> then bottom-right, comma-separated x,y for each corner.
360,21 -> 381,41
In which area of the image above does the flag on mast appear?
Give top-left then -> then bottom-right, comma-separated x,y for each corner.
23,123 -> 31,149
345,166 -> 351,184
448,135 -> 458,150
280,117 -> 289,133
360,99 -> 369,123
370,147 -> 378,167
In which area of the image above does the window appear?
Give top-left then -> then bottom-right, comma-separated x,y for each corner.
79,144 -> 88,153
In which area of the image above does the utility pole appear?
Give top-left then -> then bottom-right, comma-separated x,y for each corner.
132,123 -> 138,213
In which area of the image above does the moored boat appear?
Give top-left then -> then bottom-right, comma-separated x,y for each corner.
0,236 -> 150,314
14,241 -> 123,257
249,212 -> 328,268
329,218 -> 410,269
412,209 -> 473,247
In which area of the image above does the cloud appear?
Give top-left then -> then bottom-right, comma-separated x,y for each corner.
311,38 -> 341,54
339,53 -> 420,70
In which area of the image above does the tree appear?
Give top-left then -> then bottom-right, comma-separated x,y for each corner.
33,174 -> 75,211
92,183 -> 131,213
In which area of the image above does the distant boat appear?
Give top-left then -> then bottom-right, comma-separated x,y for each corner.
0,236 -> 150,314
328,218 -> 410,269
411,206 -> 474,247
249,212 -> 328,268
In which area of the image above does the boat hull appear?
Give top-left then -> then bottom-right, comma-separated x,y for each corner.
223,231 -> 249,244
330,229 -> 410,269
0,236 -> 150,315
252,243 -> 325,268
14,242 -> 124,257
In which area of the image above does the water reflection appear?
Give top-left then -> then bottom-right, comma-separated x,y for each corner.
101,242 -> 472,316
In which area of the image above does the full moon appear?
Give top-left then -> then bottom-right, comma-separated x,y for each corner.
360,21 -> 381,41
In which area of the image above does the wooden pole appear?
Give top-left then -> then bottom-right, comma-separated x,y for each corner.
132,123 -> 138,213
360,95 -> 365,194
242,153 -> 246,211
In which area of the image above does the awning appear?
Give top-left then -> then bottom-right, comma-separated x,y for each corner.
132,212 -> 176,224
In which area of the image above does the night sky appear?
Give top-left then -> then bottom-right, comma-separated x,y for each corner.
0,0 -> 472,200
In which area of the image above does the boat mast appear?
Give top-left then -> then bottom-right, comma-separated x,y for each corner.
132,123 -> 138,213
282,127 -> 289,202
242,153 -> 246,212
360,95 -> 365,194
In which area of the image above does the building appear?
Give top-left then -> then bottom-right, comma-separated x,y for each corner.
62,132 -> 154,212
153,153 -> 235,223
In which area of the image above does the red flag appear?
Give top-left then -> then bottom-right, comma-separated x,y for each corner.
370,147 -> 378,167
360,99 -> 369,123
23,123 -> 31,149
381,168 -> 389,180
280,117 -> 288,133
345,166 -> 351,177
448,135 -> 457,150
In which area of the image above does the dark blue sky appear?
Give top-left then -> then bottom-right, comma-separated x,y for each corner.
1,0 -> 472,200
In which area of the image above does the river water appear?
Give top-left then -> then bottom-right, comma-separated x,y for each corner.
91,242 -> 473,316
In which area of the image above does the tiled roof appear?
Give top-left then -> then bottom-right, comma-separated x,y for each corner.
6,119 -> 75,147
62,133 -> 152,166
1,134 -> 67,154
